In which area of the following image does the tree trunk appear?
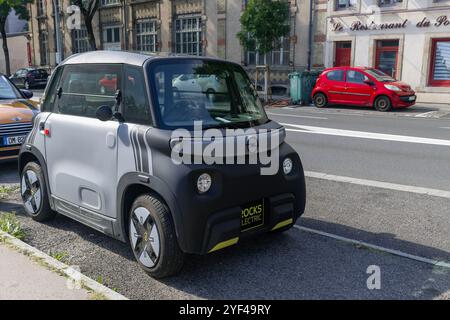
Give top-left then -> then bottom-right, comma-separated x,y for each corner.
0,20 -> 10,76
85,17 -> 97,51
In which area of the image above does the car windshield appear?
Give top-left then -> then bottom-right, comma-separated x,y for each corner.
0,75 -> 22,99
364,68 -> 396,83
148,59 -> 269,129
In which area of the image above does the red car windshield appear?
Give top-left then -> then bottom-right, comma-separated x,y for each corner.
364,69 -> 396,83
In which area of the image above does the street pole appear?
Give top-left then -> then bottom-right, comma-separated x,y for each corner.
307,0 -> 313,71
53,0 -> 63,65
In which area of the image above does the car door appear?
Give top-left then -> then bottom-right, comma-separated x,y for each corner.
324,69 -> 347,104
44,64 -> 122,219
344,70 -> 374,106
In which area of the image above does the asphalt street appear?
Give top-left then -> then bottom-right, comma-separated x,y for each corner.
1,101 -> 449,299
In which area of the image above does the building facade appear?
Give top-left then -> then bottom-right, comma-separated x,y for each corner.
28,0 -> 324,92
326,0 -> 450,104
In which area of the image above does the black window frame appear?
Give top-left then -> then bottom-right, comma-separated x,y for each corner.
122,65 -> 153,125
41,66 -> 64,112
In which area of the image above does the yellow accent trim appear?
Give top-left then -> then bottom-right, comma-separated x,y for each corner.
208,237 -> 239,253
271,218 -> 293,231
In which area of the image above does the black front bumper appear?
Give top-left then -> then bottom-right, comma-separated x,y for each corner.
202,193 -> 298,253
399,95 -> 416,103
154,143 -> 307,255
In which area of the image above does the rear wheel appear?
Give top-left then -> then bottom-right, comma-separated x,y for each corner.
374,96 -> 392,112
313,93 -> 327,108
20,162 -> 55,222
129,194 -> 185,278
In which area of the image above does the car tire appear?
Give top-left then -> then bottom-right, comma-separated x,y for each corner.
24,80 -> 30,90
374,96 -> 392,112
313,93 -> 327,108
129,194 -> 185,279
20,162 -> 56,222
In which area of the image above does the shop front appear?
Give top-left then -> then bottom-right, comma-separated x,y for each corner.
326,2 -> 450,104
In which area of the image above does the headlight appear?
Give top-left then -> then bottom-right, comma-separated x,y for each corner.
283,158 -> 293,175
197,173 -> 212,194
384,84 -> 401,91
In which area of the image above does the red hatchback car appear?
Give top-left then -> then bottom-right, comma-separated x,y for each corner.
311,67 -> 416,112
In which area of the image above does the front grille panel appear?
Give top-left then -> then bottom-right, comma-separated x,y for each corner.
0,122 -> 33,138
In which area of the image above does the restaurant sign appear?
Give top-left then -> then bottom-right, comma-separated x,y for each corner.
332,15 -> 450,32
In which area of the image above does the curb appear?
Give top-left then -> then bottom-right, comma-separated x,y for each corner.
0,230 -> 128,300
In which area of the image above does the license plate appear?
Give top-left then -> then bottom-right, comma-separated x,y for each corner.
240,199 -> 265,232
4,135 -> 26,146
409,96 -> 416,101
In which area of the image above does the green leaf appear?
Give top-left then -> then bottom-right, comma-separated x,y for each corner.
238,0 -> 290,56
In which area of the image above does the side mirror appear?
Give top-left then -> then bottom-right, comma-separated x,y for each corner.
21,89 -> 33,99
364,79 -> 375,86
96,106 -> 113,122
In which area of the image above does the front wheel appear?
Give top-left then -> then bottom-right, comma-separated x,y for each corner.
374,96 -> 392,112
20,162 -> 55,222
313,93 -> 328,108
129,194 -> 185,278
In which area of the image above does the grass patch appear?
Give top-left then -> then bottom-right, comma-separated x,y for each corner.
0,185 -> 19,200
0,212 -> 26,240
49,251 -> 70,263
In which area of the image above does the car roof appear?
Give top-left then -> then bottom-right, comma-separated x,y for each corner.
60,51 -> 233,67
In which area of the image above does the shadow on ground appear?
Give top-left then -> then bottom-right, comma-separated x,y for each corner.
1,198 -> 448,300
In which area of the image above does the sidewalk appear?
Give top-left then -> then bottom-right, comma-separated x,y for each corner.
0,242 -> 90,300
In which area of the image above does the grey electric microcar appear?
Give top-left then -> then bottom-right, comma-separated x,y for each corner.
19,51 -> 306,278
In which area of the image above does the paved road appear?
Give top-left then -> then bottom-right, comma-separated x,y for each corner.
0,103 -> 449,299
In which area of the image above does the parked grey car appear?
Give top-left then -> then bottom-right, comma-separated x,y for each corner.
18,51 -> 306,278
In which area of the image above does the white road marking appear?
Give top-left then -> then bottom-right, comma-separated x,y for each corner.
267,112 -> 328,120
415,111 -> 441,118
294,225 -> 450,269
283,123 -> 450,147
305,171 -> 450,199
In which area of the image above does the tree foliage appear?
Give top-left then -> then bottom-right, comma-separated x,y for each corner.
0,0 -> 33,75
237,0 -> 290,57
72,0 -> 100,50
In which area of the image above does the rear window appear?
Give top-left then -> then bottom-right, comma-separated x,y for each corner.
326,70 -> 344,81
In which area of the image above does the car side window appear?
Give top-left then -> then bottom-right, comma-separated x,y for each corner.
346,70 -> 368,84
57,64 -> 122,118
326,70 -> 344,82
41,67 -> 63,112
123,66 -> 151,125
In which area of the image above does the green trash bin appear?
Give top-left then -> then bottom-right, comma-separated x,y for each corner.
290,71 -> 322,105
301,70 -> 322,105
289,72 -> 302,105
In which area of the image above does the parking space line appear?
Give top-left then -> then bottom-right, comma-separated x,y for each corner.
294,225 -> 450,269
284,123 -> 450,147
267,112 -> 328,120
305,171 -> 450,199
415,111 -> 441,118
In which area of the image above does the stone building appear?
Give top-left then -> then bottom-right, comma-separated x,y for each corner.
325,0 -> 450,104
28,0 -> 325,93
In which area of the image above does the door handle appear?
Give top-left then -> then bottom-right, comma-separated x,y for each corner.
39,122 -> 50,136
